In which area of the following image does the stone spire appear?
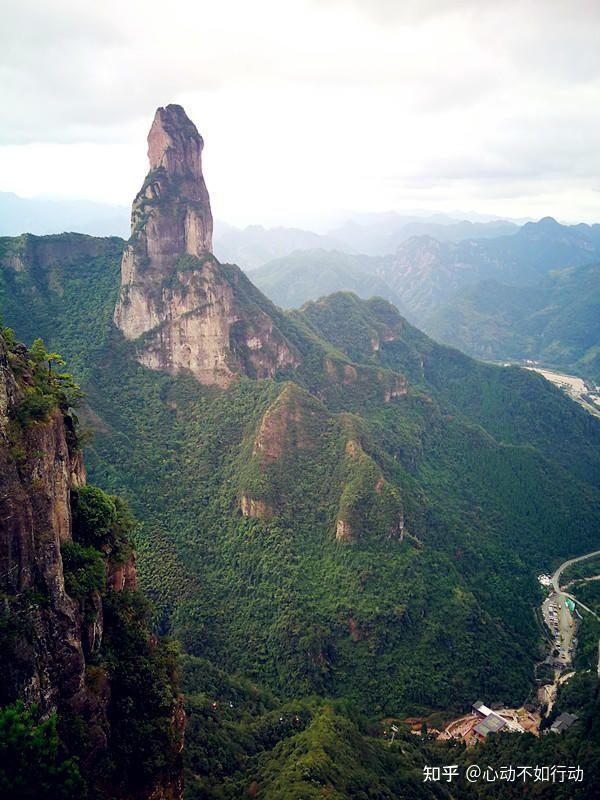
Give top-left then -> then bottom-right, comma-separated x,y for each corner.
148,105 -> 206,180
113,105 -> 298,386
145,105 -> 213,254
114,104 -> 214,339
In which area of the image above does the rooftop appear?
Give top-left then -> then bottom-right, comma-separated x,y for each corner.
550,712 -> 578,734
474,714 -> 507,737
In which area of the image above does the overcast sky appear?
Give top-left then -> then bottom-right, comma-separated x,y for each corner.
1,0 -> 600,227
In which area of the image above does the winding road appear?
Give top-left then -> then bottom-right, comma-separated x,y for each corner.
551,549 -> 600,597
543,549 -> 600,668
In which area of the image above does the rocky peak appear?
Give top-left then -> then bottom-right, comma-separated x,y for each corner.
148,104 -> 206,180
126,103 -> 212,270
114,105 -> 298,386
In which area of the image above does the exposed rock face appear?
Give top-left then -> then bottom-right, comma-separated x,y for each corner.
0,335 -> 183,800
0,339 -> 86,714
252,383 -> 320,460
240,494 -> 272,520
335,437 -> 404,545
0,232 -> 120,277
239,383 -> 331,518
335,518 -> 355,542
107,552 -> 138,592
321,356 -> 407,405
114,104 -> 298,385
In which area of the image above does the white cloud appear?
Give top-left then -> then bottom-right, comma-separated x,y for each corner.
1,0 -> 599,223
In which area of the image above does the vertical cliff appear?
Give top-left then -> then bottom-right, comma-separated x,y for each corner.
0,329 -> 183,800
114,104 -> 298,386
0,336 -> 87,715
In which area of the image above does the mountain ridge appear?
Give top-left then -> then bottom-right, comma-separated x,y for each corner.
1,105 -> 599,725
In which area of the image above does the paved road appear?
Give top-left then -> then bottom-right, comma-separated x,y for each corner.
551,550 -> 600,594
563,592 -> 600,621
542,594 -> 574,665
543,549 -> 600,667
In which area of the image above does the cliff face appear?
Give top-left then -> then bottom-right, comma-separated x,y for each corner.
238,382 -> 408,546
0,333 -> 183,800
114,104 -> 298,386
0,338 -> 87,714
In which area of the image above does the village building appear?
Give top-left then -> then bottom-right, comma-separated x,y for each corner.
473,713 -> 507,740
550,712 -> 578,734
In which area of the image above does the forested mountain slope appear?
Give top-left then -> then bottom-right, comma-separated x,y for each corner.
1,107 -> 599,725
0,328 -> 183,799
425,262 -> 600,382
248,218 -> 600,320
2,232 -> 599,716
375,217 -> 600,318
250,248 -> 404,312
245,223 -> 600,383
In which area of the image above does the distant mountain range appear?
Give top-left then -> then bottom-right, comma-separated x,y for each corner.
327,215 -> 519,256
375,217 -> 600,316
212,221 -> 347,269
426,262 -> 600,382
250,217 -> 600,382
1,191 -> 522,268
249,248 -> 405,311
252,218 -> 600,310
2,104 -> 600,799
213,214 -> 523,269
0,191 -> 130,238
2,188 -> 598,383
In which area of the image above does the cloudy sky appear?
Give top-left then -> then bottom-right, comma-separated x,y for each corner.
2,0 -> 600,227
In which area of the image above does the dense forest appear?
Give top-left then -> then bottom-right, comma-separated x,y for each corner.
248,222 -> 600,384
3,0 -> 600,795
1,235 -> 599,715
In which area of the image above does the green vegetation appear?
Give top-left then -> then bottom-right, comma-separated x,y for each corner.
100,590 -> 181,792
426,262 -> 600,383
2,234 -> 600,797
250,248 -> 405,312
561,556 -> 600,586
69,485 -> 134,566
3,244 -> 600,715
0,323 -> 181,799
0,233 -> 123,382
576,581 -> 600,614
62,482 -> 181,796
5,334 -> 82,428
0,702 -> 84,800
461,672 -> 600,799
181,655 -> 450,800
61,541 -> 105,601
247,225 -> 600,384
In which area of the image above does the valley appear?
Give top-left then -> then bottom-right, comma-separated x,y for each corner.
400,550 -> 600,749
536,551 -> 600,716
1,104 -> 599,800
523,366 -> 600,417
248,233 -> 600,389
3,0 -> 600,795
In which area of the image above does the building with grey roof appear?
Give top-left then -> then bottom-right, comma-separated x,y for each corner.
474,714 -> 507,738
550,712 -> 578,734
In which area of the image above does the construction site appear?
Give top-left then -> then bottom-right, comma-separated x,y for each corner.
404,700 -> 540,747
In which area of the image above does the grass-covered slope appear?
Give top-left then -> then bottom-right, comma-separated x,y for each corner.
2,234 -> 600,721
